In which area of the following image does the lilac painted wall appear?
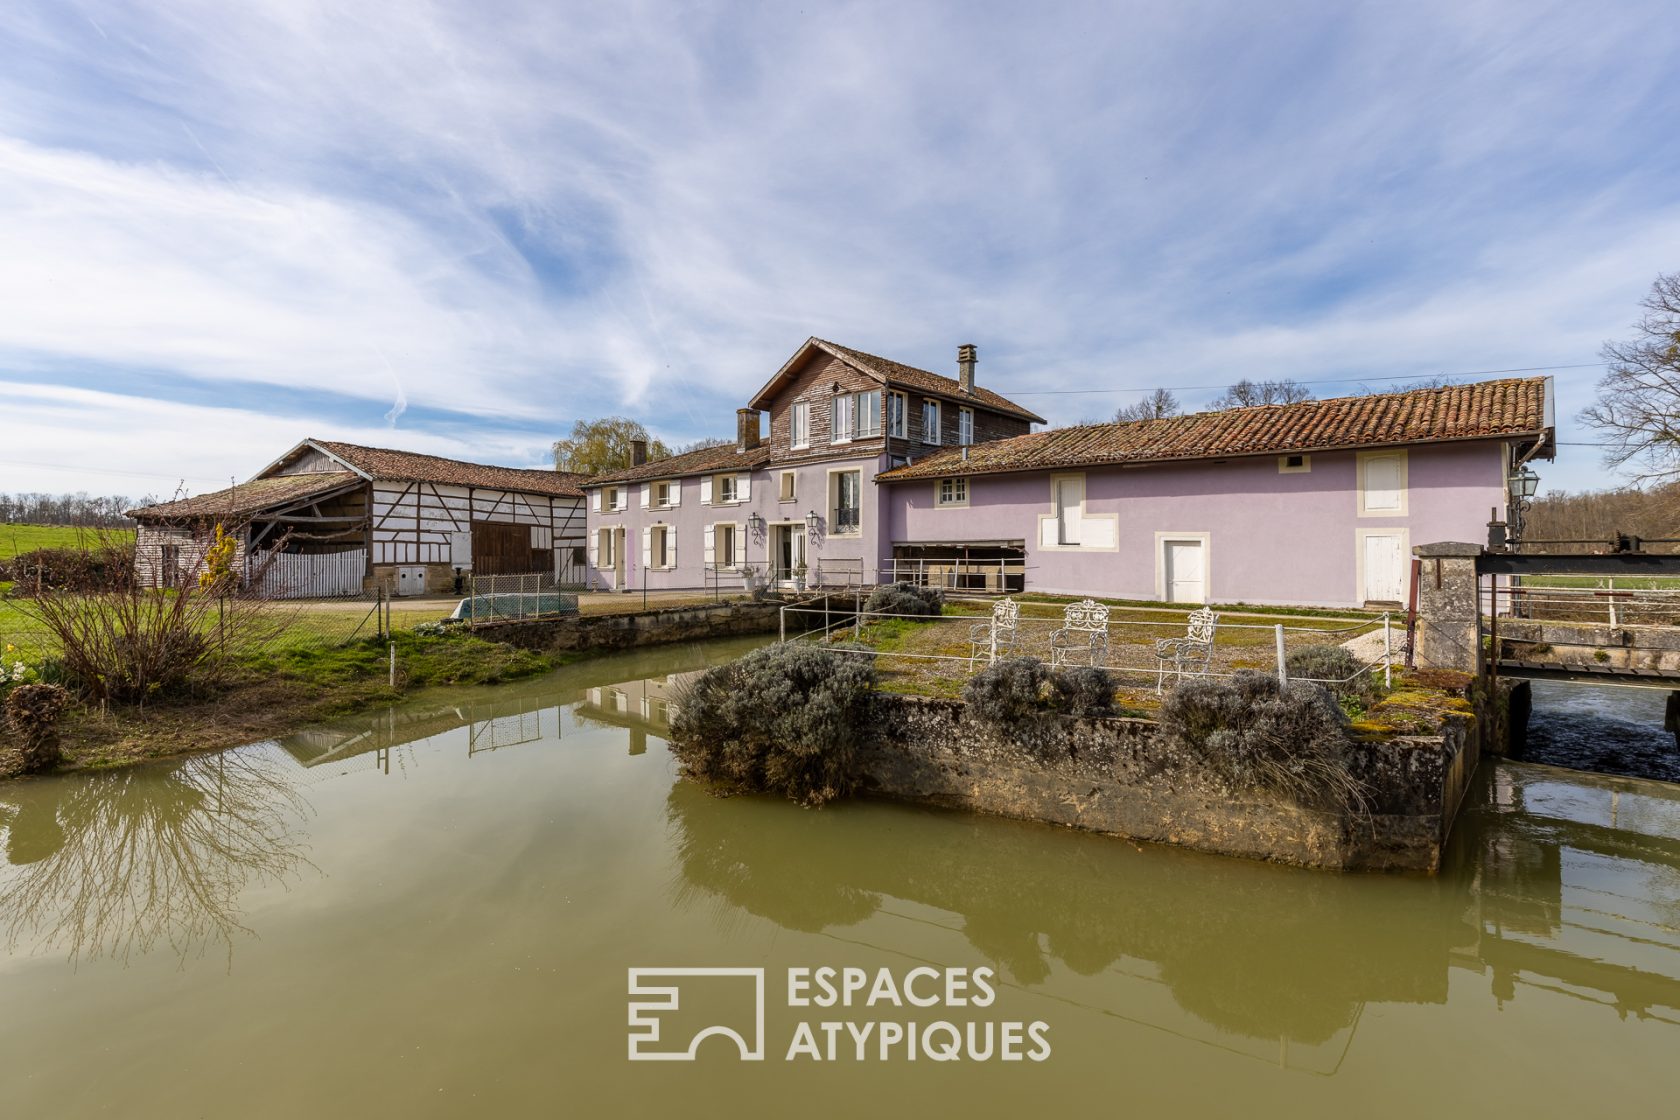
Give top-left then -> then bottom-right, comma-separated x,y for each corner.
585,454 -> 885,591
884,440 -> 1510,608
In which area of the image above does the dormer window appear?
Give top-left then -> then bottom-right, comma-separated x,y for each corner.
922,399 -> 941,444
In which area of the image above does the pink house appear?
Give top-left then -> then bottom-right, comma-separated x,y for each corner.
584,337 -> 1555,610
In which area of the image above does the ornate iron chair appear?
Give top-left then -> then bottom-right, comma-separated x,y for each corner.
1049,599 -> 1110,669
1154,607 -> 1220,692
968,597 -> 1021,666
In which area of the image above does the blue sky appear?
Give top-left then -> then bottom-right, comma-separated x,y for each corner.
2,0 -> 1677,499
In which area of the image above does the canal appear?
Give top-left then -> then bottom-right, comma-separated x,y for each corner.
2,637 -> 1678,1117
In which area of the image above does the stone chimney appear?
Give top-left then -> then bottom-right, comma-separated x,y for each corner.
957,344 -> 977,394
629,438 -> 647,467
736,408 -> 762,452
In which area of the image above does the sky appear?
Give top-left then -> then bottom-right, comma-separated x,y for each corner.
1,0 -> 1677,501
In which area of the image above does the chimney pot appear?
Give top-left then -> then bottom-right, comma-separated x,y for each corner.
629,438 -> 648,467
957,344 -> 977,394
736,408 -> 762,452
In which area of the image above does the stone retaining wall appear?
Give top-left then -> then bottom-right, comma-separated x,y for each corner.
856,694 -> 1479,873
471,601 -> 784,653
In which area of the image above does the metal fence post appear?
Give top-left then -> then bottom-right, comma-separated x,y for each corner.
388,641 -> 396,687
779,604 -> 786,643
1382,612 -> 1393,689
1274,624 -> 1288,684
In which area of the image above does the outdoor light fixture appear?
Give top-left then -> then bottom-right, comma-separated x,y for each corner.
748,512 -> 765,534
1509,466 -> 1540,500
805,509 -> 820,533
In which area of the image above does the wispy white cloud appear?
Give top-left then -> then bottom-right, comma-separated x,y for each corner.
0,0 -> 1677,493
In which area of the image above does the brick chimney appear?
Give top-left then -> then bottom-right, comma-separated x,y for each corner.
629,438 -> 647,466
957,344 -> 977,394
736,408 -> 762,452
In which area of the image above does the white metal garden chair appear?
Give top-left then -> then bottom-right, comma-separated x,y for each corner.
1154,607 -> 1219,692
969,597 -> 1020,666
1049,599 -> 1110,669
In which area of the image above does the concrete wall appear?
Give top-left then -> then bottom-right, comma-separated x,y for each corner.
885,440 -> 1510,608
472,600 -> 783,653
856,694 -> 1481,872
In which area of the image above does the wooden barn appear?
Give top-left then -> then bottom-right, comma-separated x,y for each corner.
129,439 -> 587,598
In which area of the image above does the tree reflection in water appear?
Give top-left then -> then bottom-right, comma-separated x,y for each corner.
0,748 -> 314,966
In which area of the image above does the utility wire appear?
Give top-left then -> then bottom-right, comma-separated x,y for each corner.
1009,362 -> 1604,396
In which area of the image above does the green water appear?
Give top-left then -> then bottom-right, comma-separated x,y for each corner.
2,637 -> 1679,1118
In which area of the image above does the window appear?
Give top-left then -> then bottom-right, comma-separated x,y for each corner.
791,401 -> 810,449
831,470 -> 862,535
1055,476 -> 1083,545
603,486 -> 621,511
160,542 -> 181,588
650,525 -> 671,569
654,480 -> 672,506
922,399 -> 941,444
857,390 -> 882,437
1278,454 -> 1311,473
714,523 -> 736,568
1358,451 -> 1407,516
832,394 -> 854,442
779,471 -> 796,502
718,474 -> 739,503
937,477 -> 968,507
888,391 -> 908,438
958,407 -> 974,446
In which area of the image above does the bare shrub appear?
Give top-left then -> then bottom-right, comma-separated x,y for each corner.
863,582 -> 944,617
964,657 -> 1054,728
1051,666 -> 1118,717
1,542 -> 135,594
1157,671 -> 1366,811
669,643 -> 877,806
3,683 -> 71,774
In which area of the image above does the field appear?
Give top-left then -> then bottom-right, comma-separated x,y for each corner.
0,522 -> 133,561
1521,574 -> 1680,591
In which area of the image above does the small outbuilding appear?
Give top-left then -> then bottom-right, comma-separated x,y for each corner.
129,439 -> 587,597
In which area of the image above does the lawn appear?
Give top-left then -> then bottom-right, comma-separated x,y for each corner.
1521,574 -> 1680,591
0,523 -> 132,561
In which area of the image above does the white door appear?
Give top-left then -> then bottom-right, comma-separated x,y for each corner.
1362,532 -> 1405,603
1164,539 -> 1206,604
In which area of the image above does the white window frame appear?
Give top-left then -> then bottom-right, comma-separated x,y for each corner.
857,390 -> 882,438
653,480 -> 673,507
888,390 -> 908,438
958,407 -> 974,446
779,470 -> 797,503
649,525 -> 671,569
717,474 -> 740,504
603,486 -> 621,511
936,477 -> 969,507
790,401 -> 810,450
922,399 -> 941,445
831,394 -> 854,444
713,522 -> 737,568
1278,454 -> 1311,474
1356,450 -> 1409,517
827,467 -> 864,537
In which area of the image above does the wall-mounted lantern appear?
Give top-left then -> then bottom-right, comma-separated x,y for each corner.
804,509 -> 821,534
747,512 -> 766,535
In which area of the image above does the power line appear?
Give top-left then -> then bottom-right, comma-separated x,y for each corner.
1010,363 -> 1604,397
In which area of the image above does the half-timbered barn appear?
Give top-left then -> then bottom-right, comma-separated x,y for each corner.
130,439 -> 587,597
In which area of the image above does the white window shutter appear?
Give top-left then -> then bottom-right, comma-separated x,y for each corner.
641,483 -> 651,509
668,527 -> 677,566
638,529 -> 649,572
1366,456 -> 1402,510
669,480 -> 682,507
704,525 -> 716,564
590,490 -> 601,512
739,473 -> 751,501
588,531 -> 598,566
700,476 -> 712,504
1040,519 -> 1059,548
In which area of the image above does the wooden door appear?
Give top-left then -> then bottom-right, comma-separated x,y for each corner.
472,520 -> 549,575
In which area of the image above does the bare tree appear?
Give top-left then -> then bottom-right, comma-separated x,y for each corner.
1114,388 -> 1182,423
1582,272 -> 1680,484
1358,376 -> 1459,395
672,436 -> 733,455
1210,379 -> 1313,410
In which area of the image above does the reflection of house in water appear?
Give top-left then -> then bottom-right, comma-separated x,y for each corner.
576,670 -> 701,756
666,760 -> 1680,1073
280,690 -> 561,772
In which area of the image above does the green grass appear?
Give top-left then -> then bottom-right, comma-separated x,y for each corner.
1521,575 -> 1680,590
0,523 -> 132,561
238,630 -> 555,690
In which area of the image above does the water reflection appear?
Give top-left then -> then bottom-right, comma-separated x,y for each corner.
0,750 -> 312,965
667,760 -> 1680,1051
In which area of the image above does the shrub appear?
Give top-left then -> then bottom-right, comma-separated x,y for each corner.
1284,644 -> 1379,704
964,657 -> 1054,728
3,683 -> 72,774
669,643 -> 877,806
0,544 -> 134,595
1051,666 -> 1118,717
1156,671 -> 1365,811
863,582 -> 944,618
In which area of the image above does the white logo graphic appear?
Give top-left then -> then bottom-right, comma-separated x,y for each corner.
627,967 -> 766,1061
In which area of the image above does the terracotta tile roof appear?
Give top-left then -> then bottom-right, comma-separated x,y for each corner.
313,440 -> 588,498
877,377 -> 1552,482
130,472 -> 363,522
583,442 -> 773,487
